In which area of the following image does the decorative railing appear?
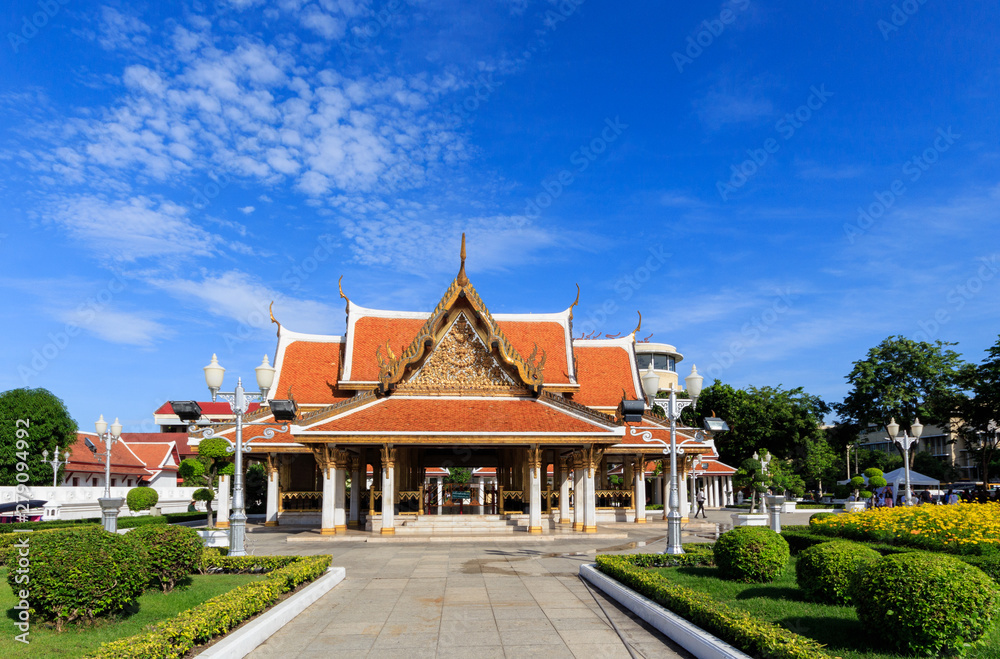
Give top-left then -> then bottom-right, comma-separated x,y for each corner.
595,489 -> 634,509
398,490 -> 421,515
280,491 -> 322,512
369,490 -> 382,515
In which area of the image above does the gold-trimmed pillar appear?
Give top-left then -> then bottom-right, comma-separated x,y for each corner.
572,452 -> 584,531
558,456 -> 571,524
583,446 -> 603,533
380,445 -> 396,535
333,449 -> 349,533
633,455 -> 646,524
264,453 -> 279,527
348,456 -> 360,528
313,446 -> 337,535
527,446 -> 543,534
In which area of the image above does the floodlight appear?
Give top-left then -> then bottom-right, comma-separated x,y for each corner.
620,399 -> 645,423
703,417 -> 729,433
269,398 -> 298,422
170,400 -> 203,422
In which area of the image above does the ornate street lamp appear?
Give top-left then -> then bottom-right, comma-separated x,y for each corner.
886,417 -> 922,506
94,414 -> 124,532
41,449 -> 71,487
633,363 -> 705,555
178,354 -> 294,557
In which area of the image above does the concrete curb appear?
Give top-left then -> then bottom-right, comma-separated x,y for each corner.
195,566 -> 346,658
579,564 -> 751,659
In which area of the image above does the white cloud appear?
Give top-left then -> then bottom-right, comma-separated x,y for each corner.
239,205 -> 256,214
48,195 -> 219,262
59,308 -> 170,346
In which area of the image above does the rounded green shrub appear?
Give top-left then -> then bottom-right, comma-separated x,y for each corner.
126,524 -> 204,592
4,526 -> 146,630
808,512 -> 835,525
713,526 -> 790,583
796,540 -> 880,605
126,486 -> 159,512
853,552 -> 1000,656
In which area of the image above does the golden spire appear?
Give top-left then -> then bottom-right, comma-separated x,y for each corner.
338,275 -> 350,315
269,301 -> 281,335
457,233 -> 469,286
630,311 -> 642,338
568,283 -> 580,320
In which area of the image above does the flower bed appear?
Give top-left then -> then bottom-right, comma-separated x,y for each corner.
809,501 -> 1000,553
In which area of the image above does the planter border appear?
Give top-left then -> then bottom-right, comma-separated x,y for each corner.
580,563 -> 750,659
195,566 -> 346,658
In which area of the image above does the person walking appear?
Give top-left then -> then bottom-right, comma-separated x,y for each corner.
695,488 -> 707,518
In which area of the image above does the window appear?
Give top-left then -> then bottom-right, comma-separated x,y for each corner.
636,353 -> 677,372
72,477 -> 79,487
111,479 -> 116,487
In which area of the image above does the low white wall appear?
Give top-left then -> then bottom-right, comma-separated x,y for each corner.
0,486 -> 218,521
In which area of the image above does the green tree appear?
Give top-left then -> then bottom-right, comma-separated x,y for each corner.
681,381 -> 829,464
912,451 -> 960,483
445,467 -> 472,485
178,437 -> 234,527
835,336 -> 967,466
0,388 -> 78,486
734,452 -> 771,513
796,434 -> 838,493
956,335 -> 1000,485
769,458 -> 806,498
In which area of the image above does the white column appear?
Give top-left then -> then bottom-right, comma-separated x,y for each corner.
381,458 -> 395,535
334,458 -> 347,533
634,457 -> 646,524
265,462 -> 279,526
679,470 -> 689,520
573,460 -> 584,531
216,473 -> 231,529
653,475 -> 663,505
584,462 -> 597,533
436,477 -> 443,515
559,458 -> 571,524
528,452 -> 542,534
713,477 -> 721,508
321,463 -> 336,535
349,459 -> 360,528
727,476 -> 734,505
689,472 -> 697,516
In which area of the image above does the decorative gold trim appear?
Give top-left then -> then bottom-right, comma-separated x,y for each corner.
528,526 -> 543,534
573,523 -> 584,531
568,283 -> 580,320
216,521 -> 230,528
380,444 -> 397,470
380,527 -> 395,535
338,275 -> 350,316
264,521 -> 279,527
584,525 -> 597,533
269,301 -> 280,336
457,233 -> 469,286
630,310 -> 641,338
635,518 -> 647,524
320,528 -> 336,535
559,518 -> 571,524
335,525 -> 347,533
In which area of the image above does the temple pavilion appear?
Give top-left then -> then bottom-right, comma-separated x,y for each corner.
186,236 -> 735,535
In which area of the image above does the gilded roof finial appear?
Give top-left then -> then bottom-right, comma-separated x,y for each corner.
338,275 -> 350,315
630,311 -> 642,338
457,233 -> 469,286
568,283 -> 580,320
269,301 -> 281,335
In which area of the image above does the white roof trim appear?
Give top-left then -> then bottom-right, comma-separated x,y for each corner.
295,430 -> 625,437
294,398 -> 385,431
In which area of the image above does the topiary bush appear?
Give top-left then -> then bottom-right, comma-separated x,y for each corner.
853,552 -> 1000,656
713,526 -> 790,583
795,540 -> 880,605
808,512 -> 835,525
126,525 -> 204,592
126,486 -> 159,513
4,526 -> 146,630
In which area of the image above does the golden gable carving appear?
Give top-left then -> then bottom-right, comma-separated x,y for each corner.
398,315 -> 517,392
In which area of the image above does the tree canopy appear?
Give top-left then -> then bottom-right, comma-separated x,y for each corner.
681,381 -> 829,465
0,388 -> 78,486
956,334 -> 1000,484
835,335 -> 966,434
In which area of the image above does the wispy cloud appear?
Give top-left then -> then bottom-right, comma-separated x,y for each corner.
59,307 -> 170,346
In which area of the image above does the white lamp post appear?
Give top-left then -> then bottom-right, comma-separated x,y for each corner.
886,417 -> 922,506
94,414 -> 124,532
636,364 -> 704,555
189,354 -> 290,557
752,450 -> 772,514
41,449 -> 71,487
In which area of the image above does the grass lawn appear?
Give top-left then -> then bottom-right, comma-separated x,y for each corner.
0,568 -> 264,658
652,559 -> 1000,659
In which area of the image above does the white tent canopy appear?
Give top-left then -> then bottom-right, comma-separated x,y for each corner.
839,468 -> 940,491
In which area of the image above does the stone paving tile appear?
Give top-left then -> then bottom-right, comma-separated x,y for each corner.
502,643 -> 576,658
564,642 -> 634,658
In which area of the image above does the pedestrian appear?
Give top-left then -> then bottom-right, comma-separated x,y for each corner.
695,488 -> 707,518
884,487 -> 894,507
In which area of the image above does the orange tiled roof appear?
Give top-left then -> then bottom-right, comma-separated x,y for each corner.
496,320 -> 571,385
697,458 -> 737,475
298,397 -> 617,435
126,443 -> 177,472
277,339 -> 353,404
346,316 -> 426,382
572,344 -> 640,407
67,432 -> 150,477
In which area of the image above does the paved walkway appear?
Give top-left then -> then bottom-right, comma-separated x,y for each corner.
245,509 -> 816,658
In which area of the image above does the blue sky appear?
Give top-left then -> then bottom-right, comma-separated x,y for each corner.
2,0 -> 999,431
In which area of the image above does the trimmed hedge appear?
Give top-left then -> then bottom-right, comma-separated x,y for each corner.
126,486 -> 159,512
853,553 -> 1000,656
89,553 -> 333,659
795,540 -> 880,605
126,525 -> 204,592
596,554 -> 830,659
808,512 -> 836,524
0,510 -> 206,534
198,548 -> 301,574
714,527 -> 789,583
614,545 -> 715,569
4,526 -> 147,630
